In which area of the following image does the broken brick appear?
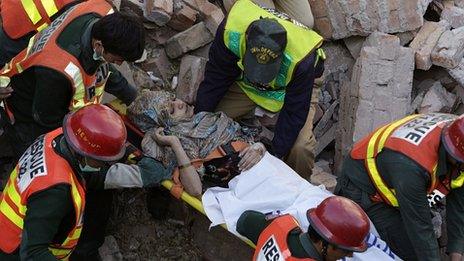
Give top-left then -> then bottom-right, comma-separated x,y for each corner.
165,22 -> 214,58
144,0 -> 173,26
176,55 -> 207,104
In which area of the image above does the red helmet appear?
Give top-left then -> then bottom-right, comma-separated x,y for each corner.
442,115 -> 464,163
307,196 -> 370,252
63,104 -> 127,161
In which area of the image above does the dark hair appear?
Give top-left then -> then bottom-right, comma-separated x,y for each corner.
91,12 -> 145,62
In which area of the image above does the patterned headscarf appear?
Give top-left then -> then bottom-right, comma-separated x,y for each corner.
128,89 -> 175,131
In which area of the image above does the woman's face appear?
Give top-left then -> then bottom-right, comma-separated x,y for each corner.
164,98 -> 194,121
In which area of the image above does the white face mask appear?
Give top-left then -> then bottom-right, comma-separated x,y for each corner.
79,157 -> 101,172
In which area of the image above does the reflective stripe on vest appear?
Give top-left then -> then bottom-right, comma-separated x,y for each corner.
224,0 -> 324,112
1,0 -> 80,39
254,215 -> 315,261
21,0 -> 58,25
365,115 -> 425,206
0,129 -> 86,257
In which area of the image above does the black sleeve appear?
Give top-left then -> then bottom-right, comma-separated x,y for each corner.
272,53 -> 322,158
446,186 -> 464,254
20,184 -> 73,261
32,67 -> 73,130
194,20 -> 241,113
377,150 -> 441,260
105,64 -> 137,106
236,210 -> 270,244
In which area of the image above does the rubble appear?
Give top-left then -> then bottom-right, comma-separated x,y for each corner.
165,22 -> 214,58
167,1 -> 198,31
441,6 -> 464,29
410,21 -> 450,70
176,55 -> 207,104
419,81 -> 456,113
431,26 -> 464,69
310,0 -> 431,40
448,58 -> 464,86
310,163 -> 337,192
343,36 -> 365,59
141,48 -> 174,83
343,32 -> 414,143
144,0 -> 173,26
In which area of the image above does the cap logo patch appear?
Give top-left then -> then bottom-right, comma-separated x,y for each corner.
251,47 -> 278,64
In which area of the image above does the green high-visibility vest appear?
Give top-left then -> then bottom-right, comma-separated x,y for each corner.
224,0 -> 324,112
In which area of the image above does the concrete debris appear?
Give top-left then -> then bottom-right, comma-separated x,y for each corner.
343,36 -> 365,59
447,58 -> 464,86
176,55 -> 207,104
419,81 -> 456,113
396,30 -> 419,46
310,164 -> 337,192
457,0 -> 464,8
144,0 -> 174,26
410,21 -> 450,70
310,0 -> 432,40
141,48 -> 174,83
441,6 -> 464,29
168,1 -> 198,31
431,26 -> 464,69
165,22 -> 214,58
132,67 -> 157,90
343,32 -> 414,143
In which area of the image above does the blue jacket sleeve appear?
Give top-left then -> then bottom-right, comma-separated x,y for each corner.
272,52 -> 323,158
194,20 -> 241,113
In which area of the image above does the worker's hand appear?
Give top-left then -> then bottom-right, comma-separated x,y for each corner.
238,142 -> 266,171
450,252 -> 462,261
0,86 -> 13,99
152,127 -> 180,147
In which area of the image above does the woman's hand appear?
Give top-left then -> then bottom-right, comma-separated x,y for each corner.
238,142 -> 266,171
152,127 -> 180,147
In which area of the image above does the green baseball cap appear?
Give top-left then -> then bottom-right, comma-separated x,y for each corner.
244,18 -> 287,85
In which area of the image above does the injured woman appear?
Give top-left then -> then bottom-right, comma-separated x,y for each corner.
128,89 -> 268,196
128,90 -> 401,260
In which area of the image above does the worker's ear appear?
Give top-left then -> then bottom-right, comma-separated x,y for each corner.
91,39 -> 103,51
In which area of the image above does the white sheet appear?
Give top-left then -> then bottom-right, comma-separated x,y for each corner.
202,153 -> 401,261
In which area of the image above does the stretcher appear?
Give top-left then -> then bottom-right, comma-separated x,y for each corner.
106,99 -> 256,254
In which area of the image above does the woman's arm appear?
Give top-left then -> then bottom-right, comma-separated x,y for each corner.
170,139 -> 203,196
153,128 -> 202,196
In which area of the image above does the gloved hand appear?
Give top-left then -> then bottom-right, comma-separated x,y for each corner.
238,142 -> 266,171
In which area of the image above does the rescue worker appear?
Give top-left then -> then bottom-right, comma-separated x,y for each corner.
237,196 -> 370,261
0,0 -> 145,161
194,0 -> 325,180
336,113 -> 464,261
0,104 -> 188,260
0,0 -> 84,66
